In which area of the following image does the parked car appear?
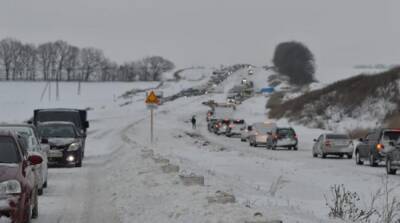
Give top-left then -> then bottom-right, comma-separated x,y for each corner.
207,119 -> 218,132
37,122 -> 85,167
386,140 -> 400,175
313,134 -> 353,159
31,108 -> 89,156
0,131 -> 43,222
266,127 -> 298,150
206,110 -> 214,122
240,125 -> 253,142
355,129 -> 400,166
214,119 -> 231,135
248,122 -> 277,147
0,125 -> 48,195
226,119 -> 246,137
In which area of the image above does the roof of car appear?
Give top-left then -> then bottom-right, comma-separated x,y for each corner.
37,121 -> 76,126
0,129 -> 16,137
36,108 -> 81,112
0,124 -> 35,128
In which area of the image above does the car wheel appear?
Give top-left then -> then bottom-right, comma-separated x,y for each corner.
32,188 -> 39,219
347,153 -> 353,159
76,157 -> 83,167
288,147 -> 292,150
339,154 -> 344,158
271,145 -> 276,150
386,159 -> 397,175
369,153 -> 377,167
356,151 -> 363,165
38,187 -> 43,196
293,147 -> 298,151
43,180 -> 47,188
313,153 -> 317,158
322,153 -> 327,159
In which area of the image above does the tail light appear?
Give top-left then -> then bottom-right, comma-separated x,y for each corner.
325,140 -> 331,147
376,143 -> 384,152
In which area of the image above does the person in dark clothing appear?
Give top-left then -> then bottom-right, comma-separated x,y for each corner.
191,115 -> 197,129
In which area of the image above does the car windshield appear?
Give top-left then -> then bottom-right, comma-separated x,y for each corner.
383,131 -> 400,142
253,124 -> 274,133
327,134 -> 349,140
0,127 -> 36,151
0,136 -> 20,163
38,125 -> 76,138
278,128 -> 295,137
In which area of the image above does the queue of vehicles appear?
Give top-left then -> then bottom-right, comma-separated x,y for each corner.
0,108 -> 89,222
206,103 -> 400,176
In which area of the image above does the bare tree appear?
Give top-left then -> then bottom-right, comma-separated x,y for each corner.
141,56 -> 175,81
38,42 -> 55,81
19,43 -> 37,80
64,45 -> 80,81
0,38 -> 23,80
79,47 -> 104,81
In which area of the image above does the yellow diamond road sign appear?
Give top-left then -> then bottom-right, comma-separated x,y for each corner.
146,91 -> 160,105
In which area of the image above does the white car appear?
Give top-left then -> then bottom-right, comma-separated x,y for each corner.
240,124 -> 253,142
0,124 -> 49,195
248,122 -> 277,147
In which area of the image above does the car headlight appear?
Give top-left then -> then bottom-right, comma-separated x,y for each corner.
0,180 -> 21,194
68,143 -> 80,151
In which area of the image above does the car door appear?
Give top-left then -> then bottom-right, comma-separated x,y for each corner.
367,131 -> 379,156
317,135 -> 324,154
358,133 -> 371,158
313,135 -> 323,154
33,131 -> 48,186
18,138 -> 36,190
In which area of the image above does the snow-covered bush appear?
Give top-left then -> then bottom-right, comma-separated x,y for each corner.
325,176 -> 400,223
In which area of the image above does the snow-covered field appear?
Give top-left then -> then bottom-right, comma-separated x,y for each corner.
1,68 -> 400,223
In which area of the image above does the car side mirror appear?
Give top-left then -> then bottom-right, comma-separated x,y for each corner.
313,139 -> 317,142
41,138 -> 48,144
28,154 -> 43,165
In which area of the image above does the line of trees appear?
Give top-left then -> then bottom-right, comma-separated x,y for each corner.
0,38 -> 175,82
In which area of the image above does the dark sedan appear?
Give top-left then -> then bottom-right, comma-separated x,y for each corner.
37,122 -> 85,167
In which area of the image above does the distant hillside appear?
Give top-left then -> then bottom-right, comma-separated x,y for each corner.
268,67 -> 400,131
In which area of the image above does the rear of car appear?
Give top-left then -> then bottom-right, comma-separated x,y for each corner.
240,125 -> 252,142
214,120 -> 231,135
321,134 -> 353,158
386,143 -> 400,175
248,123 -> 277,147
357,129 -> 400,166
226,120 -> 245,137
267,128 -> 298,150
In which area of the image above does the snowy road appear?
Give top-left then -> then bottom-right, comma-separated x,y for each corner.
6,70 -> 398,222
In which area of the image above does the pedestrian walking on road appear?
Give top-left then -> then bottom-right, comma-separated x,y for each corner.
191,115 -> 197,129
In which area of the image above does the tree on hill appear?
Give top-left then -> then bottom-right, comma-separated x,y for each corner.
272,41 -> 316,85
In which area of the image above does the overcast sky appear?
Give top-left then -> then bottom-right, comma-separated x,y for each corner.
1,0 -> 399,81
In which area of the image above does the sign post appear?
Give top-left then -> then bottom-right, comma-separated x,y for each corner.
145,91 -> 160,143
